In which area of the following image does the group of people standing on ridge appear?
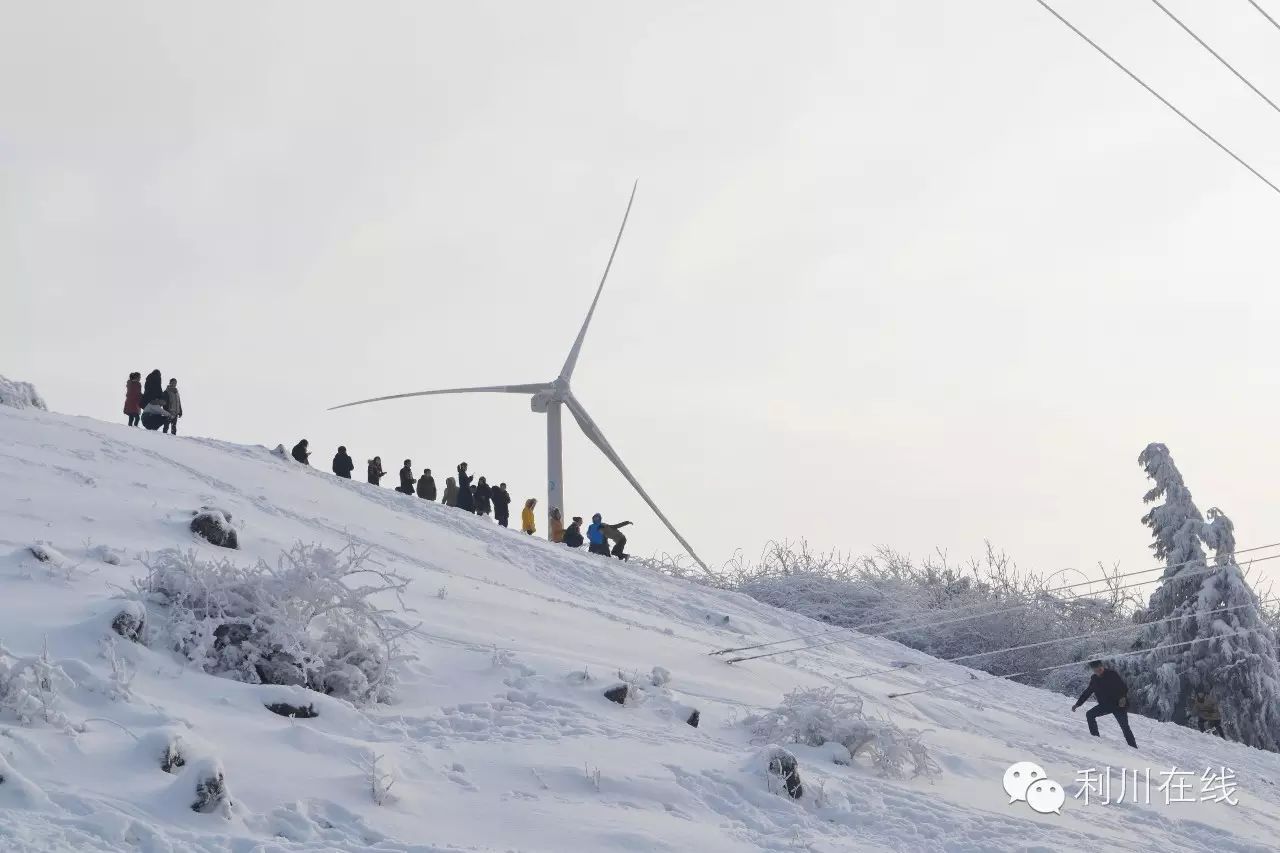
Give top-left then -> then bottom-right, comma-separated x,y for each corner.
288,441 -> 637,559
123,370 -> 183,434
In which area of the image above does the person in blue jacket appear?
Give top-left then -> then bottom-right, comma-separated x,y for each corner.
587,514 -> 609,556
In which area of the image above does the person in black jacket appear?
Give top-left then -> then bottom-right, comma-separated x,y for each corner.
563,516 -> 585,548
456,462 -> 475,513
491,482 -> 512,527
368,456 -> 386,485
1072,660 -> 1137,748
142,369 -> 164,406
332,446 -> 354,479
292,439 -> 311,465
475,477 -> 493,517
398,460 -> 415,495
417,468 -> 437,500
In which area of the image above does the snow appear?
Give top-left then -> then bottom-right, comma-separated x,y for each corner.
1,404 -> 1280,851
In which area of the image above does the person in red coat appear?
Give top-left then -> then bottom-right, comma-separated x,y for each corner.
123,372 -> 143,427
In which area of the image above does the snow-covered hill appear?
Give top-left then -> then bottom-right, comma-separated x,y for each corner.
1,402 -> 1278,852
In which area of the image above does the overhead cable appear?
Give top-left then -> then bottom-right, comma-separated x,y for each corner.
1245,0 -> 1280,33
1032,0 -> 1280,196
1150,0 -> 1280,115
887,625 -> 1259,699
848,593 -> 1280,681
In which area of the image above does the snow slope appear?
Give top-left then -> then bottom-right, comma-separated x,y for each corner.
1,403 -> 1279,852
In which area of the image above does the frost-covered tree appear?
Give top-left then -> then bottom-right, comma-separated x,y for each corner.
1122,443 -> 1280,750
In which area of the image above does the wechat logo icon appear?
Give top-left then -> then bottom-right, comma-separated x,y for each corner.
1004,761 -> 1065,815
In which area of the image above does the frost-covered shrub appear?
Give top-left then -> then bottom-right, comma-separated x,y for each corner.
350,751 -> 396,805
137,543 -> 415,704
0,376 -> 47,411
705,540 -> 1139,692
0,639 -> 75,728
99,635 -> 135,701
745,687 -> 939,779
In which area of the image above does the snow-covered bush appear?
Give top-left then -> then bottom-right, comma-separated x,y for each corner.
0,376 -> 47,411
136,542 -> 415,704
99,635 -> 135,701
744,687 -> 939,779
0,638 -> 75,729
350,751 -> 396,805
715,540 -> 1137,692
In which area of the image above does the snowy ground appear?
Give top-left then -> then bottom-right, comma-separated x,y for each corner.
2,403 -> 1279,852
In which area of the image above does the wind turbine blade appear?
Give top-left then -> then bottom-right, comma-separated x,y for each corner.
563,392 -> 712,576
559,180 -> 638,382
329,383 -> 552,411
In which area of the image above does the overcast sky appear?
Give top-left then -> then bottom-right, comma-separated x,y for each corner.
4,0 -> 1279,587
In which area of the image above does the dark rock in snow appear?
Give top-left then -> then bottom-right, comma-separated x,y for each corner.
195,505 -> 233,523
265,702 -> 318,719
111,609 -> 144,643
767,747 -> 804,799
190,510 -> 238,549
161,742 -> 185,774
603,684 -> 632,705
28,544 -> 53,562
256,653 -> 307,687
192,768 -> 229,813
686,710 -> 701,728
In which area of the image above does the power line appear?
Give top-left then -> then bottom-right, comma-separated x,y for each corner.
1031,0 -> 1280,196
1150,0 -> 1280,115
1245,0 -> 1280,33
725,554 -> 1280,664
848,592 -> 1280,681
887,625 -> 1259,699
709,540 -> 1280,659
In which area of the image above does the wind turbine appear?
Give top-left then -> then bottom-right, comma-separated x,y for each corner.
329,182 -> 711,575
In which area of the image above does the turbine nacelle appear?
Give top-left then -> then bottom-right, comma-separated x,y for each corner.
530,382 -> 567,413
530,390 -> 554,414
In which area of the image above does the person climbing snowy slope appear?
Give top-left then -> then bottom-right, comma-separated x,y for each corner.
1072,660 -> 1138,748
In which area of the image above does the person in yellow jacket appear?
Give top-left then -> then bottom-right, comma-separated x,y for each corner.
521,498 -> 537,535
